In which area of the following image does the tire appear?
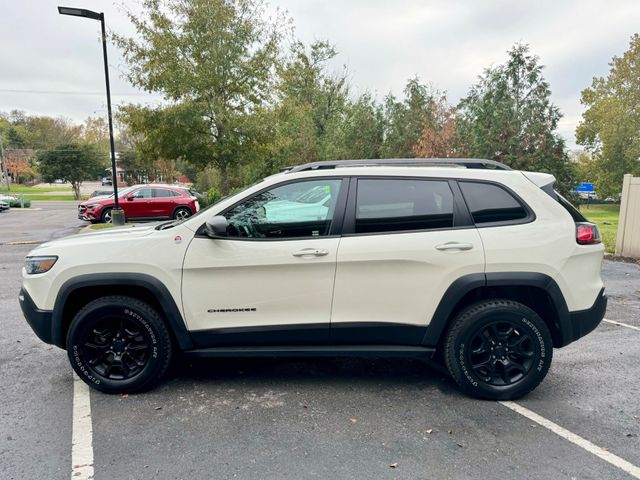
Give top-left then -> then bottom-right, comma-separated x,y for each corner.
100,208 -> 113,224
444,299 -> 552,400
66,296 -> 173,394
173,207 -> 192,221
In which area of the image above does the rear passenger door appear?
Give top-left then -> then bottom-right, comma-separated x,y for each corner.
151,188 -> 177,217
330,177 -> 485,344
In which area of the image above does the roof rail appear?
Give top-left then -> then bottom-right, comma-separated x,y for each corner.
282,158 -> 511,173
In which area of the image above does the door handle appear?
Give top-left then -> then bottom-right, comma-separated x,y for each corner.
292,248 -> 329,257
435,242 -> 474,251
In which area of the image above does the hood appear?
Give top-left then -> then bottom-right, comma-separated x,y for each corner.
81,196 -> 114,205
32,224 -> 159,252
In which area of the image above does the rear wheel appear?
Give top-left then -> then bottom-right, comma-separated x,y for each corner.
444,299 -> 552,400
100,208 -> 113,223
66,296 -> 172,394
173,207 -> 192,221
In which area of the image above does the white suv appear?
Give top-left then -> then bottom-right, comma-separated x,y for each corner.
19,159 -> 607,400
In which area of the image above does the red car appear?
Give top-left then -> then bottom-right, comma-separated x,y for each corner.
78,184 -> 200,223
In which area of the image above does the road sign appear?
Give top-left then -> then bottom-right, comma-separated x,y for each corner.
576,182 -> 595,193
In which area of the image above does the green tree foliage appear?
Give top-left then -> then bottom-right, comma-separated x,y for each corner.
576,34 -> 640,198
37,144 -> 104,199
381,79 -> 440,158
457,44 -> 575,194
114,0 -> 287,193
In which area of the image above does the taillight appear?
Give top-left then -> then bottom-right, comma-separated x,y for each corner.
576,222 -> 601,245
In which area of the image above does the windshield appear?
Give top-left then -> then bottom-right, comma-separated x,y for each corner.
155,182 -> 259,230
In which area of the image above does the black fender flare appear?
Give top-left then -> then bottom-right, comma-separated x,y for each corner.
421,272 -> 572,347
51,273 -> 194,350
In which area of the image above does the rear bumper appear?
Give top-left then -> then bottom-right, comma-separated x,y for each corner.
19,288 -> 54,345
567,288 -> 607,344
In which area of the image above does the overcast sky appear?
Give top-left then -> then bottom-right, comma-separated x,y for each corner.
1,0 -> 639,149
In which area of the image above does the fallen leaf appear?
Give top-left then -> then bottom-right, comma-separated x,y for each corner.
389,463 -> 399,468
350,418 -> 358,424
426,429 -> 433,434
601,447 -> 609,452
448,430 -> 453,434
154,406 -> 163,410
121,394 -> 129,399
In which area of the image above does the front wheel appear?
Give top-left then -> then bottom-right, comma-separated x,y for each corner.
444,299 -> 552,400
100,208 -> 113,224
66,296 -> 173,394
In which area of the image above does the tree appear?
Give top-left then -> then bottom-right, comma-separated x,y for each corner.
114,0 -> 287,194
413,94 -> 459,158
37,144 -> 104,199
576,34 -> 640,198
381,78 -> 439,158
457,44 -> 575,194
267,41 -> 350,168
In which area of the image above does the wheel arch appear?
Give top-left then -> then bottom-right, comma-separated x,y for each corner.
52,273 -> 194,350
422,272 -> 572,349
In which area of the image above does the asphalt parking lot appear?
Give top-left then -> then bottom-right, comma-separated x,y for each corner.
1,202 -> 639,479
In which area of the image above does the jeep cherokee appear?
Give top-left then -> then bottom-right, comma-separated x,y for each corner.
19,158 -> 607,400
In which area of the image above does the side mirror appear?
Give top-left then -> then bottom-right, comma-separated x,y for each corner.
205,215 -> 228,238
126,194 -> 134,201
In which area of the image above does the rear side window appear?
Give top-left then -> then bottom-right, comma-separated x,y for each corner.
153,188 -> 176,198
355,179 -> 454,234
459,181 -> 528,224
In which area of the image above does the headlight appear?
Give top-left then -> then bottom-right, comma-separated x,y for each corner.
86,204 -> 101,209
25,256 -> 58,274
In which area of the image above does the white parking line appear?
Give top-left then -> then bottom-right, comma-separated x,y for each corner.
603,318 -> 640,332
500,401 -> 640,479
71,374 -> 94,480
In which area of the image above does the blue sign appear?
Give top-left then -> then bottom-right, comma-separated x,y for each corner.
576,182 -> 595,193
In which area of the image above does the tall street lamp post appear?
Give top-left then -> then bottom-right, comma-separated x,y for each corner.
58,6 -> 125,225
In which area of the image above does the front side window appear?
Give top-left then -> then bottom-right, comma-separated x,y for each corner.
459,181 -> 528,224
355,179 -> 454,234
132,188 -> 153,199
224,179 -> 342,239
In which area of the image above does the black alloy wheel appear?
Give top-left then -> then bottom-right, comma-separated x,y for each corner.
67,296 -> 172,393
444,299 -> 553,400
466,320 -> 535,386
81,316 -> 151,380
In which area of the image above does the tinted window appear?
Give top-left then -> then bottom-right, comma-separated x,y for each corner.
459,181 -> 527,224
153,188 -> 175,198
355,179 -> 454,233
224,179 -> 342,239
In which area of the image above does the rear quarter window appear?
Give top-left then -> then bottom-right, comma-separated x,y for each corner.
459,181 -> 529,225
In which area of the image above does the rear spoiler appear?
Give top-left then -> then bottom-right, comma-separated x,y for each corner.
521,171 -> 556,198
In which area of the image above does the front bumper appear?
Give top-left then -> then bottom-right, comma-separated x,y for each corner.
19,288 -> 54,344
567,288 -> 607,343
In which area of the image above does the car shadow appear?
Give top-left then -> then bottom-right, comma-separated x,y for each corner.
165,355 -> 459,395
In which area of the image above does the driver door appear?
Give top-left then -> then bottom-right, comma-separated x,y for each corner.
181,177 -> 347,347
124,187 -> 152,218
